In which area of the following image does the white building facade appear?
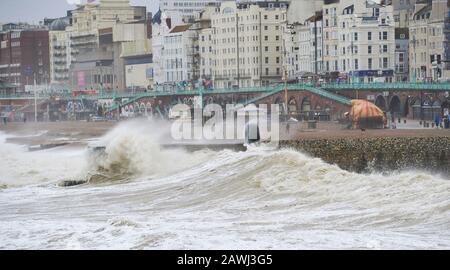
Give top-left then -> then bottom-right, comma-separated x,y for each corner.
409,0 -> 448,82
160,0 -> 224,22
204,1 -> 289,89
49,18 -> 71,85
322,0 -> 396,83
161,24 -> 198,89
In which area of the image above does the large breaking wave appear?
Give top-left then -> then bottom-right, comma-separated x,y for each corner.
1,120 -> 450,249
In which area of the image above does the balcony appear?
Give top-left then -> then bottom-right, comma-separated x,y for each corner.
71,32 -> 96,39
53,45 -> 66,50
53,52 -> 67,57
54,68 -> 69,73
53,60 -> 67,65
70,40 -> 97,47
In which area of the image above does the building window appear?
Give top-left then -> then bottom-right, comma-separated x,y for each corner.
265,46 -> 268,52
264,15 -> 268,20
368,45 -> 372,54
383,57 -> 388,69
368,32 -> 372,41
368,58 -> 373,69
264,36 -> 268,41
265,57 -> 269,64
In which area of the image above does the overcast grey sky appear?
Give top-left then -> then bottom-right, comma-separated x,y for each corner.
0,0 -> 159,24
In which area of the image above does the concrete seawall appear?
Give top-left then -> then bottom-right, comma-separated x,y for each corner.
280,137 -> 450,176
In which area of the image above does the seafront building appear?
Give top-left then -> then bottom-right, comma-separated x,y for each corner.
160,0 -> 224,22
321,0 -> 396,83
0,26 -> 50,92
49,18 -> 71,85
409,0 -> 450,82
389,0 -> 416,82
152,9 -> 184,90
287,12 -> 324,82
160,24 -> 198,89
66,0 -> 147,91
5,0 -> 450,94
198,6 -> 217,89
201,1 -> 289,89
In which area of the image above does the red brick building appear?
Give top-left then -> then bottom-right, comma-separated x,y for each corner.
0,29 -> 50,92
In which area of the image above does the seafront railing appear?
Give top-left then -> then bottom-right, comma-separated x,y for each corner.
3,82 -> 450,101
320,82 -> 450,91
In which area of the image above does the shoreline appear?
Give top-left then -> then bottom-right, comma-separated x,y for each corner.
2,120 -> 450,177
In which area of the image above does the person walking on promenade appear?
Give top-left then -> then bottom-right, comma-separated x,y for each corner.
434,114 -> 441,129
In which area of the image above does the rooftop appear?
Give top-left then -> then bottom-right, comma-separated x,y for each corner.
169,24 -> 192,34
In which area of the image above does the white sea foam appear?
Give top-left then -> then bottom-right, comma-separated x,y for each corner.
1,120 -> 450,249
0,132 -> 87,188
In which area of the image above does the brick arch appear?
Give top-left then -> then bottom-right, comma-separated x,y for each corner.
389,95 -> 401,115
288,96 -> 298,113
300,96 -> 311,112
375,95 -> 387,111
274,96 -> 284,105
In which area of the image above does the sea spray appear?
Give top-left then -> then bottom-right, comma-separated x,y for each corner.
0,132 -> 87,188
86,119 -> 214,182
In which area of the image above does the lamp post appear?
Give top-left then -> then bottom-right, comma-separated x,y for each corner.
34,73 -> 37,122
350,17 -> 357,99
282,21 -> 296,118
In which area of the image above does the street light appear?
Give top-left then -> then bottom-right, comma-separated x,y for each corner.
34,73 -> 37,122
281,23 -> 298,117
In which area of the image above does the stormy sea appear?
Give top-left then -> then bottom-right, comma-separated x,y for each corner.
0,120 -> 449,249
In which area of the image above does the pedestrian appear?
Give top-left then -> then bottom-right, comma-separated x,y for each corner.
434,114 -> 441,129
3,116 -> 7,125
447,114 -> 450,129
23,114 -> 27,123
